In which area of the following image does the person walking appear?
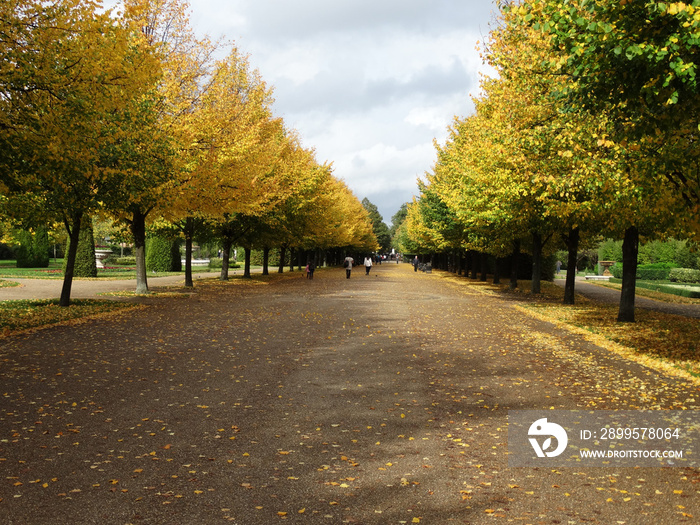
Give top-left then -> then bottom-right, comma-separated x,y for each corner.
364,255 -> 373,275
413,255 -> 419,272
344,255 -> 354,279
307,260 -> 315,279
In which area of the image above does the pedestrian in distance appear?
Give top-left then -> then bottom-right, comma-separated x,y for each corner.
364,255 -> 373,275
413,255 -> 419,272
344,255 -> 354,279
307,260 -> 315,280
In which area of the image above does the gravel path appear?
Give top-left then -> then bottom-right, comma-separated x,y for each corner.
1,265 -> 698,524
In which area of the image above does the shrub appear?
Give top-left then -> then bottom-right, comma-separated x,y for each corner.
15,226 -> 50,268
610,263 -> 623,279
598,239 -> 623,263
669,268 -> 700,284
637,262 -> 677,280
609,262 -> 677,281
146,235 -> 180,272
63,221 -> 97,277
113,256 -> 137,266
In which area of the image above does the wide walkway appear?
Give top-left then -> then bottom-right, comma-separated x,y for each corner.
1,264 -> 698,524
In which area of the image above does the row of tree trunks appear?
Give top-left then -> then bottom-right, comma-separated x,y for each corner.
425,224 -> 640,322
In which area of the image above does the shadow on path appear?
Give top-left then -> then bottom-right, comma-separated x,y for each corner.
1,265 -> 698,524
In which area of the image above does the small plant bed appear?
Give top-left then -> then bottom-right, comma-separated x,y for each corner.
0,279 -> 21,288
0,299 -> 142,337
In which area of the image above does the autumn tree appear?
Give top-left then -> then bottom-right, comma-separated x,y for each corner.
0,0 -> 161,305
525,0 -> 697,320
104,0 -> 218,294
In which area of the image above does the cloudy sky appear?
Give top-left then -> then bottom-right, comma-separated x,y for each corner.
122,1 -> 501,224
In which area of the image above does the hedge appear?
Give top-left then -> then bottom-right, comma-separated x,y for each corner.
610,262 -> 677,281
669,268 -> 700,284
636,281 -> 700,299
63,221 -> 97,277
609,278 -> 700,298
15,227 -> 50,268
112,256 -> 137,266
146,235 -> 181,272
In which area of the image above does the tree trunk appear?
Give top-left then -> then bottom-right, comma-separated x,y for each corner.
243,246 -> 252,278
617,226 -> 639,323
59,211 -> 82,307
262,246 -> 270,276
493,257 -> 501,285
510,240 -> 520,290
130,207 -> 149,294
184,217 -> 194,288
470,251 -> 478,279
563,227 -> 580,305
220,236 -> 233,281
278,245 -> 287,273
480,253 -> 488,281
289,247 -> 295,272
531,232 -> 543,294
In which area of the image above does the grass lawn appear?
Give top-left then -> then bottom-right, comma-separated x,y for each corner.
596,279 -> 700,303
0,259 -> 219,280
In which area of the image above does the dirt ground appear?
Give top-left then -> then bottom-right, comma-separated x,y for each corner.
1,263 -> 698,524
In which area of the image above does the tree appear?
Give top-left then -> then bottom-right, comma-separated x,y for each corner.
0,0 -> 161,305
523,0 -> 697,320
107,0 -> 216,294
361,198 -> 391,252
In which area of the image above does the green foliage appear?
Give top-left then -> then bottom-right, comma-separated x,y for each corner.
636,282 -> 700,299
113,256 -> 136,265
0,243 -> 15,259
15,226 -> 50,268
146,235 -> 181,272
390,203 -> 408,238
361,198 -> 391,251
243,248 -> 287,267
611,262 -> 677,280
602,238 -> 698,268
598,239 -> 623,263
669,268 -> 700,284
63,221 -> 97,278
639,239 -> 682,265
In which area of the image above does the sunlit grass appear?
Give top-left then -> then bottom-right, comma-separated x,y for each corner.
438,272 -> 700,380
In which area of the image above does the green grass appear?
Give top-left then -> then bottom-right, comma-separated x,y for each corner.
0,259 -> 218,280
607,278 -> 700,299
